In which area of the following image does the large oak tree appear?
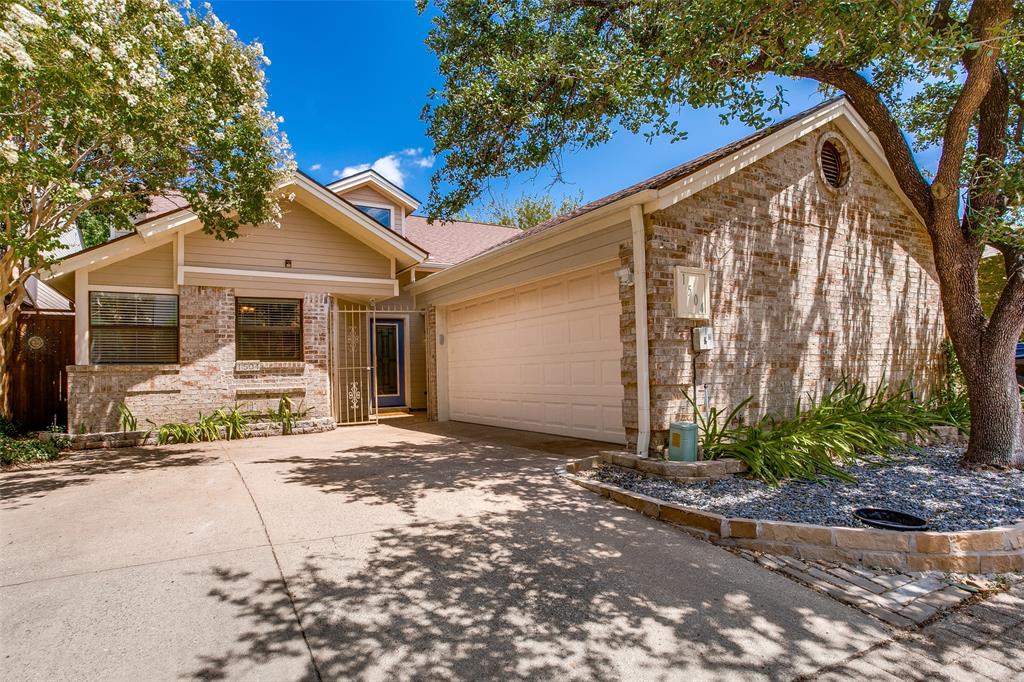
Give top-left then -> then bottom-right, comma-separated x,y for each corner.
419,0 -> 1024,468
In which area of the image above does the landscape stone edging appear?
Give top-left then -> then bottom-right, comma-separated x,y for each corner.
561,455 -> 1024,574
37,416 -> 336,450
601,451 -> 749,481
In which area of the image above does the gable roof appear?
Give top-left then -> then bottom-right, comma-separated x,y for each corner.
494,97 -> 845,251
326,169 -> 420,212
403,215 -> 520,266
48,172 -> 428,279
411,96 -> 921,294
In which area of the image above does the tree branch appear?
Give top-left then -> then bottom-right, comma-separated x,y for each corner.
793,62 -> 932,221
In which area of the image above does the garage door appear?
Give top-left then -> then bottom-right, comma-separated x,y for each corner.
446,262 -> 625,443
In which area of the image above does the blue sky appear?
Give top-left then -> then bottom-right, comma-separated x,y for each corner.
211,1 -> 926,214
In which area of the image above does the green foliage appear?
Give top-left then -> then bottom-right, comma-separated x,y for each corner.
148,405 -> 249,445
460,190 -> 584,229
419,0 -> 1021,243
1,0 -> 293,331
265,396 -> 309,436
0,433 -> 65,466
116,401 -> 138,433
0,415 -> 18,437
150,420 -> 201,446
213,406 -> 249,441
689,379 -> 956,485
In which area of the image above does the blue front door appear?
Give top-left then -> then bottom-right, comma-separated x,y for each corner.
373,319 -> 406,407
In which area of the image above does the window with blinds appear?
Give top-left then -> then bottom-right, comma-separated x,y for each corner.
89,292 -> 179,364
235,297 -> 303,361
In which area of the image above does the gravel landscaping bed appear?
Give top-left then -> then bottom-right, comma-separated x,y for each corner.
580,445 -> 1024,532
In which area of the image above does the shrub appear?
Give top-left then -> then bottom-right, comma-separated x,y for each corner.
116,401 -> 139,432
690,379 -> 956,485
214,406 -> 249,440
0,434 -> 65,466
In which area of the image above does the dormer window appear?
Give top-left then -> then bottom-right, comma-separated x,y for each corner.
354,204 -> 393,229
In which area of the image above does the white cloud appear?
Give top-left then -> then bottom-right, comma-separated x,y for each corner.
370,155 -> 404,186
336,147 -> 433,188
310,163 -> 322,171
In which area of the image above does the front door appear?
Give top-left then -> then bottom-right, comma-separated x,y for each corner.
373,319 -> 406,408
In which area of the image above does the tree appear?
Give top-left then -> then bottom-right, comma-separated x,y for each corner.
0,0 -> 292,412
461,190 -> 583,228
419,0 -> 1024,469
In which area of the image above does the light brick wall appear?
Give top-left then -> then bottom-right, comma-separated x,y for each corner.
67,285 -> 332,432
424,306 -> 438,421
623,125 -> 945,452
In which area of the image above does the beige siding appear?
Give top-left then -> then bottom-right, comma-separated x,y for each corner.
89,241 -> 174,288
184,201 -> 391,278
416,220 -> 631,307
339,185 -> 404,235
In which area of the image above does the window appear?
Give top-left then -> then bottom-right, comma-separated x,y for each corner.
354,204 -> 392,229
235,297 -> 302,361
89,292 -> 179,364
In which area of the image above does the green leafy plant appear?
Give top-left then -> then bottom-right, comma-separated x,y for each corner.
149,420 -> 201,446
116,401 -> 138,433
688,379 -> 956,485
0,434 -> 65,466
262,396 -> 310,436
195,413 -> 222,442
214,406 -> 249,441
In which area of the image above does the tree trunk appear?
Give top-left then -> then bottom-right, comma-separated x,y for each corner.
932,218 -> 1024,469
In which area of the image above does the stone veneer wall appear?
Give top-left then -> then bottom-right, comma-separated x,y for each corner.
621,124 -> 945,452
424,306 -> 438,421
67,285 -> 331,433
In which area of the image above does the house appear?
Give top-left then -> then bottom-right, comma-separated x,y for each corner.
42,97 -> 944,454
41,169 -> 516,432
409,97 -> 943,453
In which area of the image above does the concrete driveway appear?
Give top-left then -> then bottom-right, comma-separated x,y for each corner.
1,418 -> 888,681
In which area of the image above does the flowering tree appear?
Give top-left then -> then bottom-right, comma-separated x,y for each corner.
0,0 -> 292,414
421,0 -> 1023,469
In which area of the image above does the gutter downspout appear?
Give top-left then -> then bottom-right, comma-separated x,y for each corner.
630,204 -> 651,457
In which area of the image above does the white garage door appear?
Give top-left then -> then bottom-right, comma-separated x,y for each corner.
446,262 -> 625,444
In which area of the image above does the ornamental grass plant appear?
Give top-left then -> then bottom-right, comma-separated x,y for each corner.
689,379 -> 959,485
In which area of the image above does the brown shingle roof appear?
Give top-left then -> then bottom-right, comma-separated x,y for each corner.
485,97 -> 845,253
403,215 -> 520,265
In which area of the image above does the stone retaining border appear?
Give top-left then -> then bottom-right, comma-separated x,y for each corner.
562,455 -> 1024,574
37,416 -> 337,450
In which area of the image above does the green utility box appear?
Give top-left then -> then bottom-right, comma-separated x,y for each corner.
667,422 -> 699,461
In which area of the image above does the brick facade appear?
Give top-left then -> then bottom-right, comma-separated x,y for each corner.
67,286 -> 332,432
621,125 -> 944,452
424,305 -> 438,421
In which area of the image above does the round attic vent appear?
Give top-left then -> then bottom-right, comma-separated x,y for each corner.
817,135 -> 851,189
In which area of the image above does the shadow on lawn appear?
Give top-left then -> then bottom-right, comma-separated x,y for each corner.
190,466 -> 888,680
0,446 -> 213,510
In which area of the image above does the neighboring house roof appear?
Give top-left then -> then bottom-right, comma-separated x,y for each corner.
23,276 -> 72,311
403,215 -> 520,266
48,227 -> 85,259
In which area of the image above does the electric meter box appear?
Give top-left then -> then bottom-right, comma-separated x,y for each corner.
692,326 -> 714,352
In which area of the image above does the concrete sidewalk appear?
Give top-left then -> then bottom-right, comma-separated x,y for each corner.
3,419 -> 891,680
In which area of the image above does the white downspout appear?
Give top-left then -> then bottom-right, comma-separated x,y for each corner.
630,204 -> 651,457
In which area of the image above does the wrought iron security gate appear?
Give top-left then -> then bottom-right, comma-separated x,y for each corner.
328,301 -> 420,426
